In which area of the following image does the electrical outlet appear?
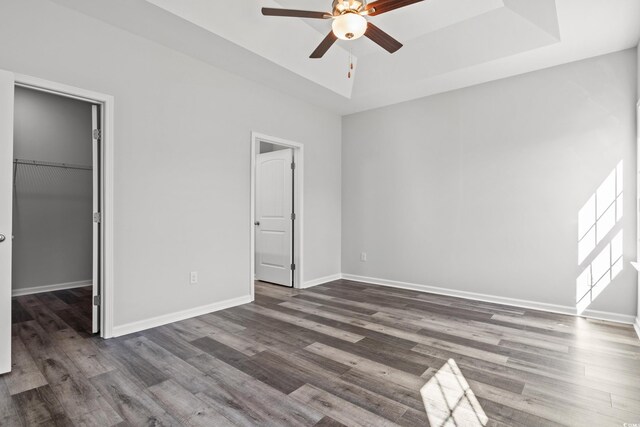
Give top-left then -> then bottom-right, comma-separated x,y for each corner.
360,252 -> 367,262
190,271 -> 198,284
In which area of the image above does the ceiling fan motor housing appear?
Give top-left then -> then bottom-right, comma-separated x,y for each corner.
331,0 -> 367,16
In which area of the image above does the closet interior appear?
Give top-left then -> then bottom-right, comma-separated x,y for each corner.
11,86 -> 99,335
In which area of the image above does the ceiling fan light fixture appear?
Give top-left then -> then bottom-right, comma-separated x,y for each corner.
332,13 -> 367,40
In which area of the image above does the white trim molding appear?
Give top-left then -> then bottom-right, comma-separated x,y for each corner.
341,274 -> 637,325
580,309 -> 638,325
634,317 -> 640,339
14,73 -> 115,339
250,132 -> 304,296
301,273 -> 342,289
112,295 -> 253,337
12,280 -> 92,297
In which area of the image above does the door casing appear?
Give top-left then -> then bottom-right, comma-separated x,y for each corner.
250,132 -> 303,299
13,73 -> 115,339
91,104 -> 101,334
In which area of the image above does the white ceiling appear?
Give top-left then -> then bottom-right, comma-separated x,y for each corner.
51,0 -> 640,115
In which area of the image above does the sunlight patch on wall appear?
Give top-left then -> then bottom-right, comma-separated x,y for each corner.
421,359 -> 488,427
576,161 -> 623,314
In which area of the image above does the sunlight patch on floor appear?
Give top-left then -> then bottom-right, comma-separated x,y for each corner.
421,359 -> 488,427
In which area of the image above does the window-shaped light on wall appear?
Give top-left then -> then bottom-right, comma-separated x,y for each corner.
576,161 -> 623,314
577,162 -> 623,265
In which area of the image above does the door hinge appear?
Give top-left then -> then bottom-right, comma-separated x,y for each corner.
291,263 -> 296,271
93,129 -> 102,140
291,213 -> 296,221
93,212 -> 101,223
93,295 -> 101,306
291,162 -> 295,170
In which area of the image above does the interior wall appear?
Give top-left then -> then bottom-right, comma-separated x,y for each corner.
0,0 -> 341,329
342,49 -> 638,318
12,87 -> 93,292
637,43 -> 640,325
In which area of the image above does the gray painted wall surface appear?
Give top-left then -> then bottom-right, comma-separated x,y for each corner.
1,0 -> 635,328
0,0 -> 341,327
342,49 -> 638,317
12,87 -> 92,290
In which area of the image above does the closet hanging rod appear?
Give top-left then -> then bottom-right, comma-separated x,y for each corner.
13,159 -> 92,171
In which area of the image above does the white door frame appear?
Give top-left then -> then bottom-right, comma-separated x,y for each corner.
14,73 -> 115,339
250,132 -> 303,298
635,101 -> 640,339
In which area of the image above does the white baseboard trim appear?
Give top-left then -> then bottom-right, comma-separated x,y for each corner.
12,280 -> 92,297
341,274 -> 636,325
634,317 -> 640,339
112,295 -> 253,337
580,309 -> 637,325
301,273 -> 342,289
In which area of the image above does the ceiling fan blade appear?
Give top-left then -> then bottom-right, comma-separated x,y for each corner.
365,22 -> 403,53
262,8 -> 331,19
365,0 -> 424,16
310,31 -> 338,58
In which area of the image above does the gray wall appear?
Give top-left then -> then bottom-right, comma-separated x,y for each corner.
0,0 -> 341,327
12,87 -> 93,291
342,49 -> 638,317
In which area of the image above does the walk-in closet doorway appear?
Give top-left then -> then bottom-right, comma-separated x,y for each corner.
12,86 -> 101,336
0,70 -> 114,375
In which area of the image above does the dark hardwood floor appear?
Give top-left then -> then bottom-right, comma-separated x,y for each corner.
11,286 -> 94,336
2,280 -> 640,426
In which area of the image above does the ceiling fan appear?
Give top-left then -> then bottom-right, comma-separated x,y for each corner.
262,0 -> 424,58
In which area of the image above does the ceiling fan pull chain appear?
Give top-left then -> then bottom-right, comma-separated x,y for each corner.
348,49 -> 353,78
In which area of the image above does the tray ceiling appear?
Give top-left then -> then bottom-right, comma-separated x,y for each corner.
50,0 -> 640,114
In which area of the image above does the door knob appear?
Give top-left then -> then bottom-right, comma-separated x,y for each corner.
254,221 -> 260,226
0,234 -> 5,242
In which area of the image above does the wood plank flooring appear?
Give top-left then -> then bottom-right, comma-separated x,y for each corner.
2,280 -> 640,426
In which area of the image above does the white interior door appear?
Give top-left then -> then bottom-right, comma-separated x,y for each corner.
255,148 -> 293,287
91,105 -> 100,333
0,70 -> 14,374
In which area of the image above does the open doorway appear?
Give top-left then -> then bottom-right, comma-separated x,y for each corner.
0,71 -> 113,374
251,133 -> 303,294
11,86 -> 101,335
